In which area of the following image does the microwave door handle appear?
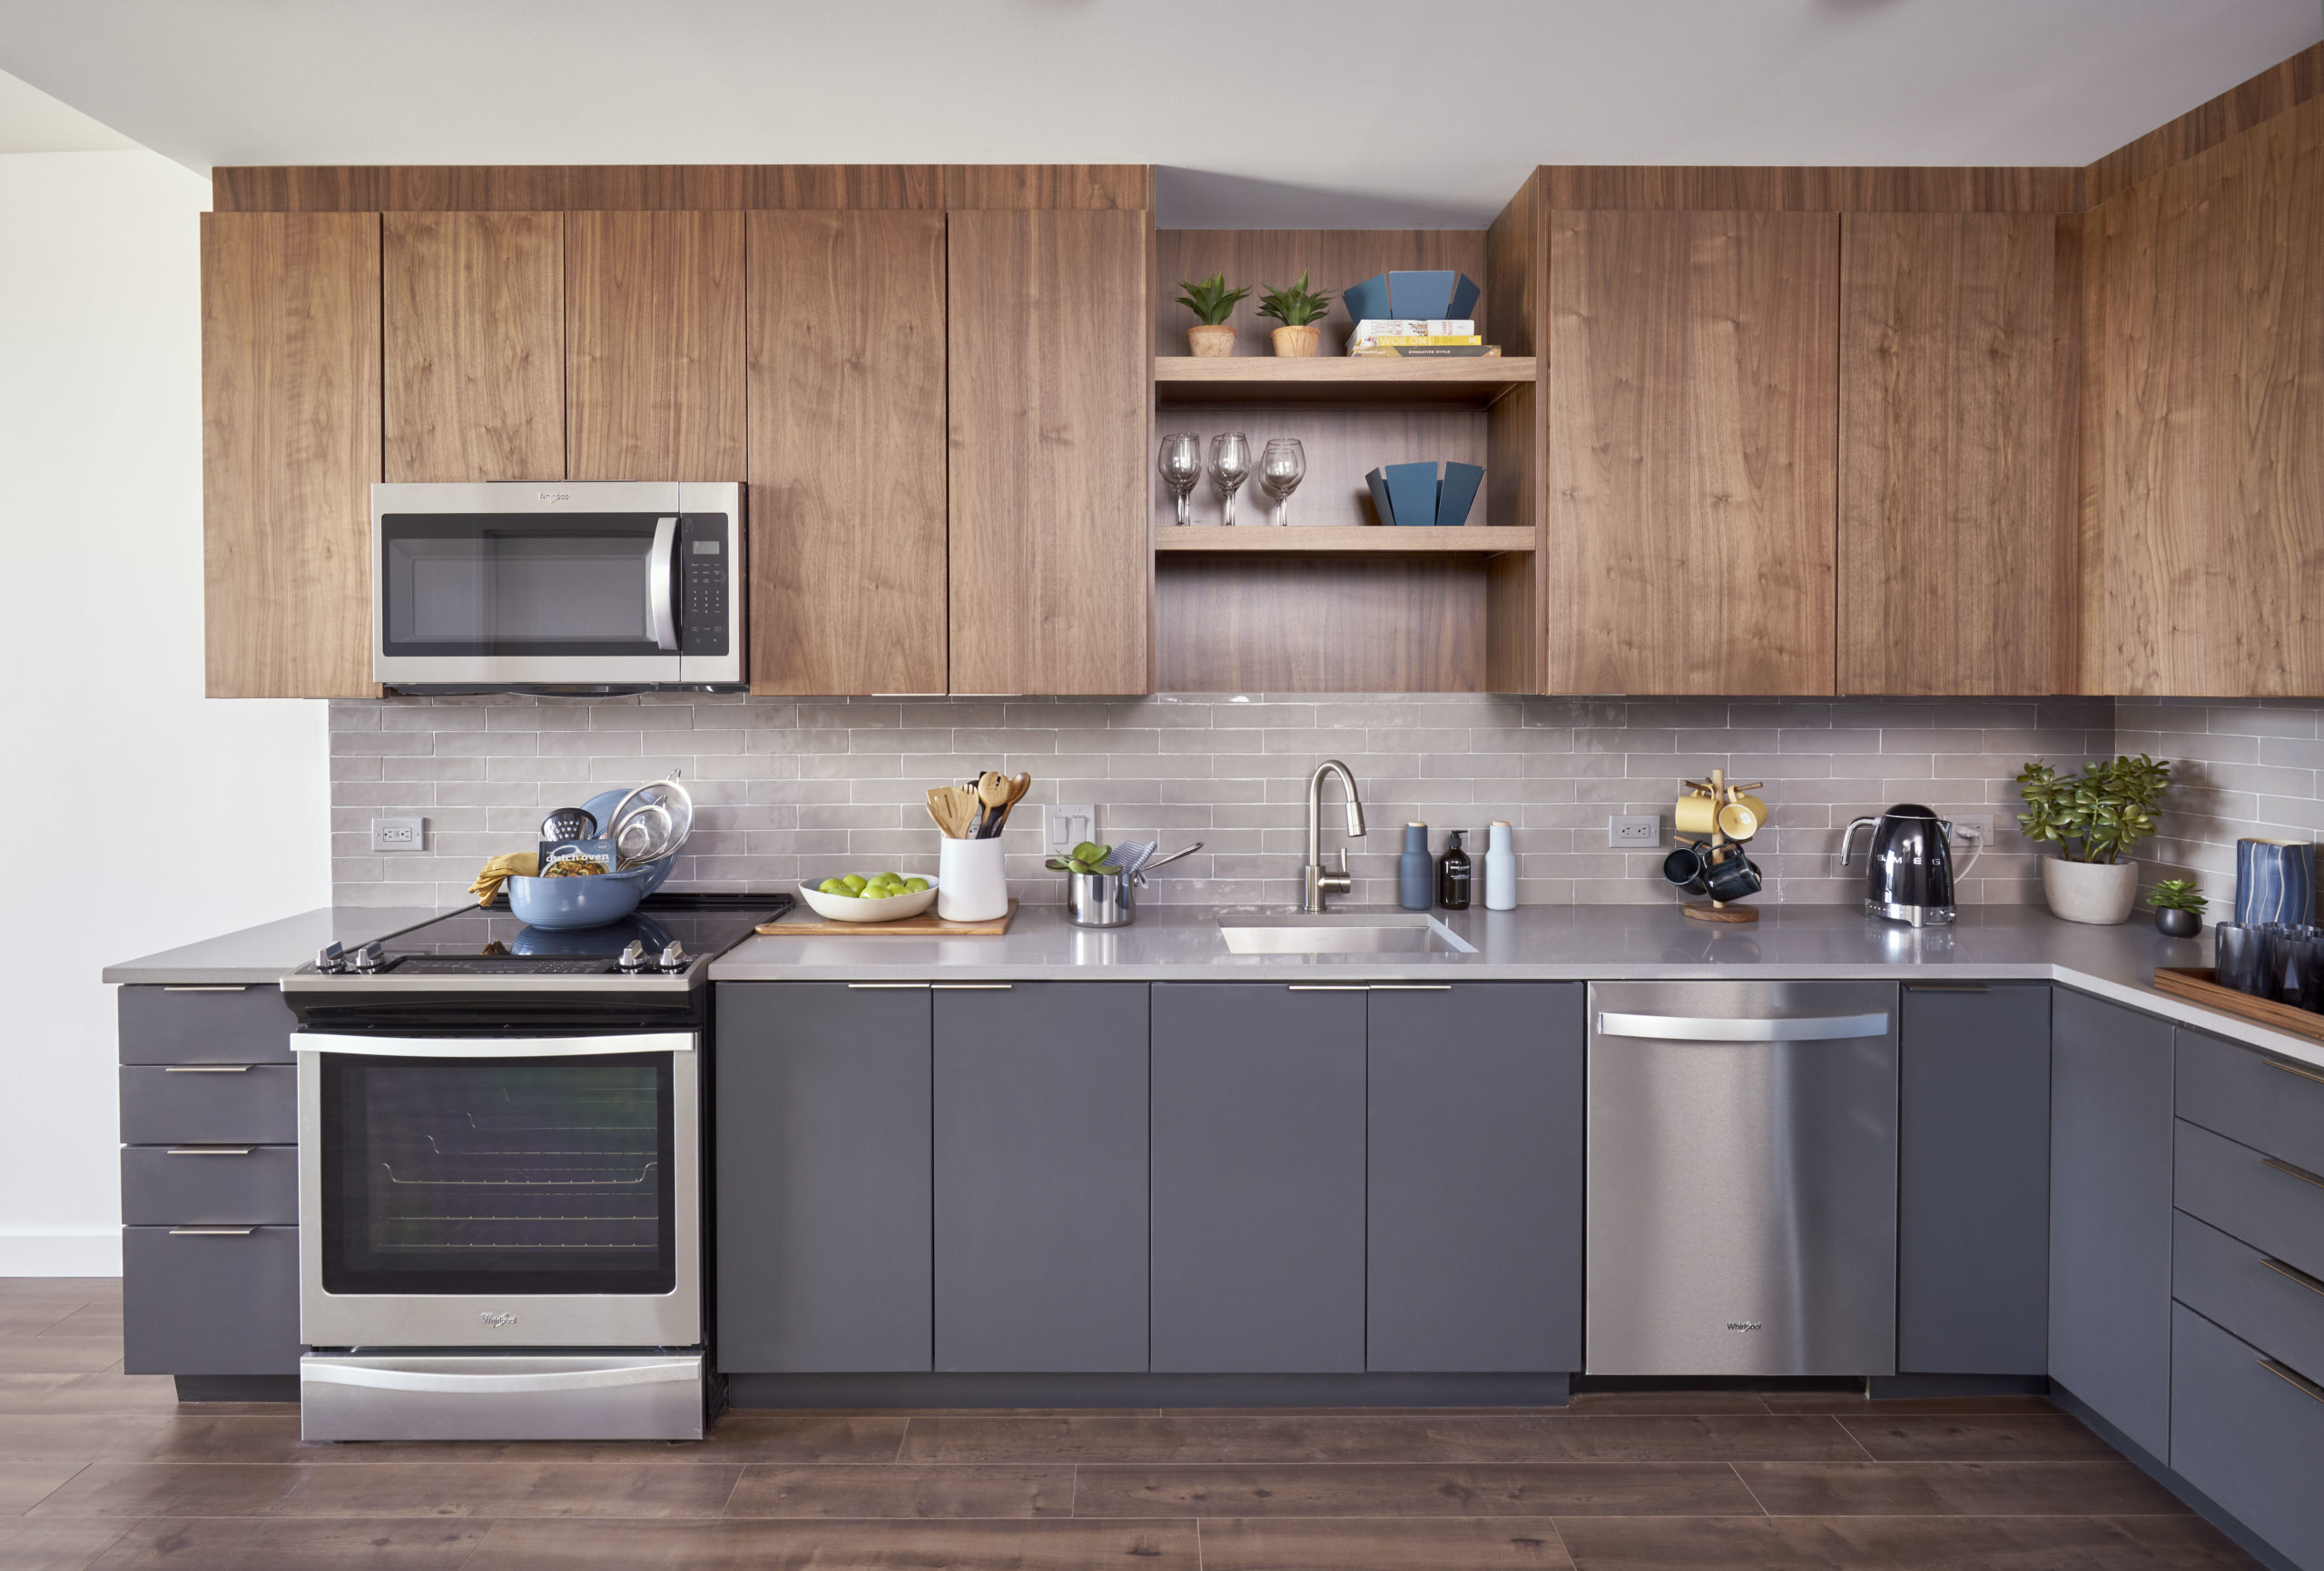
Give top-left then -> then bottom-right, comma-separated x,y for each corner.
648,516 -> 679,651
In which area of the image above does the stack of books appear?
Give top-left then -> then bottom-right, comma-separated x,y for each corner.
1347,319 -> 1497,358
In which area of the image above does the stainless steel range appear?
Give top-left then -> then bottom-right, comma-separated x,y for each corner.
281,893 -> 785,1441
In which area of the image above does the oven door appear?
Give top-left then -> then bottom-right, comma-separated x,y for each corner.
298,1033 -> 699,1349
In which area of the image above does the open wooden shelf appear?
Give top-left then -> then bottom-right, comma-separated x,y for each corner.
1155,356 -> 1537,406
1153,526 -> 1536,554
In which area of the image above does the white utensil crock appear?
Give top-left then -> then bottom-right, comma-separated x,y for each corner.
937,836 -> 1009,922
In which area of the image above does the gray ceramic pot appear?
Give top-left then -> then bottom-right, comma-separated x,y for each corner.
2153,906 -> 2201,939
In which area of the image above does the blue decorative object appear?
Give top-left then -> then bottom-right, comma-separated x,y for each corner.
1343,274 -> 1392,324
1436,461 -> 1484,527
1399,824 -> 1433,911
1364,467 -> 1395,527
2234,838 -> 2316,926
1342,271 -> 1482,323
1383,462 -> 1440,528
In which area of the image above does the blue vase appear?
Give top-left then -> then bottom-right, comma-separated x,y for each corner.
1399,824 -> 1432,911
2234,838 -> 2316,926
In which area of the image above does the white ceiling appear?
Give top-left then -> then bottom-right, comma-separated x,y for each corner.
1,1 -> 2316,224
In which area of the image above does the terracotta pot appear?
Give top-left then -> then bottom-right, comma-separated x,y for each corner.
1187,324 -> 1236,358
2043,857 -> 2140,925
1270,324 -> 1322,358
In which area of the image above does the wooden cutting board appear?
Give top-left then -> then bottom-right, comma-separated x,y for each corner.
755,900 -> 1019,937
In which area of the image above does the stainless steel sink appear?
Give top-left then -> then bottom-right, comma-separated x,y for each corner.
1216,914 -> 1476,955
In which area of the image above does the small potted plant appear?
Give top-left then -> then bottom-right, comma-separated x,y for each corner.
2015,754 -> 2172,925
2147,878 -> 2207,938
1175,271 -> 1249,358
1257,272 -> 1333,357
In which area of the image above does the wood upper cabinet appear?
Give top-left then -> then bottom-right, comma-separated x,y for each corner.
2082,94 -> 2324,697
382,211 -> 565,482
746,212 -> 948,696
202,211 -> 381,698
947,209 -> 1152,696
566,210 -> 745,481
1837,212 -> 2070,696
1547,210 -> 1839,696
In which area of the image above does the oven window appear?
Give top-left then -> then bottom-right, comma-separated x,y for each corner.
319,1052 -> 675,1297
379,515 -> 665,657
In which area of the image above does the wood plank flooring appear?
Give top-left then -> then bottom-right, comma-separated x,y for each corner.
0,1278 -> 2260,1570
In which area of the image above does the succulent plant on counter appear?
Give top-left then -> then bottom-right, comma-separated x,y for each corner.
2146,878 -> 2207,912
1175,271 -> 1250,326
1256,272 -> 1334,328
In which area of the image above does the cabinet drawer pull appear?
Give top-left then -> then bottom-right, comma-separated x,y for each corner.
162,1064 -> 253,1073
162,984 -> 251,993
1287,985 -> 1368,993
845,983 -> 929,990
2262,1257 -> 2324,1297
2267,1058 -> 2324,1089
1369,983 -> 1452,992
167,1227 -> 255,1237
2262,1156 -> 2324,1191
1904,983 -> 1990,993
2261,1359 -> 2324,1405
931,983 -> 1012,991
165,1147 -> 255,1157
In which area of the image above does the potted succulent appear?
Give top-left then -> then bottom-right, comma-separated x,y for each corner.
2147,878 -> 2207,939
1175,271 -> 1249,358
2015,754 -> 2172,925
1257,272 -> 1333,357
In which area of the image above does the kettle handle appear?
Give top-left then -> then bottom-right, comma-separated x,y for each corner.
1838,815 -> 1878,869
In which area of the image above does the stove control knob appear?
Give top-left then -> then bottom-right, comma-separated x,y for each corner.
350,942 -> 387,973
616,940 -> 649,973
315,943 -> 347,974
656,941 -> 688,973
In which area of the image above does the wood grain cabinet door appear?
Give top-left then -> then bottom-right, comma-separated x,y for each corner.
382,210 -> 566,482
947,209 -> 1151,696
1547,210 -> 1838,696
566,210 -> 745,481
1838,213 -> 2068,696
747,211 -> 948,696
201,211 -> 380,698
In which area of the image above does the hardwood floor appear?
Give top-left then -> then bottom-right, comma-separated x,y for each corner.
0,1278 -> 2260,1571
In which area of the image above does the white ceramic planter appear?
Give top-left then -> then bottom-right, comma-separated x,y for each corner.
2043,857 -> 2140,925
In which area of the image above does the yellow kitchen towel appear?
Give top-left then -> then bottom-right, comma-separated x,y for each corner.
469,852 -> 539,904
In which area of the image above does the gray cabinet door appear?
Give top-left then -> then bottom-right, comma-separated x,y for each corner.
714,983 -> 932,1373
1367,982 -> 1584,1372
122,1225 -> 300,1376
1151,983 -> 1366,1373
2048,987 -> 2175,1457
1898,983 -> 2050,1374
934,983 -> 1147,1372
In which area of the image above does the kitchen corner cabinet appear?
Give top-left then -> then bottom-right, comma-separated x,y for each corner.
2048,986 -> 2175,1457
948,209 -> 1152,695
565,210 -> 746,482
201,211 -> 381,698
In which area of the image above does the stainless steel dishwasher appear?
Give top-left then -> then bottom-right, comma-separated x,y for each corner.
1585,980 -> 1899,1377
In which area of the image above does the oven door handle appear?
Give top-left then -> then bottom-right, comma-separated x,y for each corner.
298,1033 -> 695,1058
648,516 -> 680,652
302,1360 -> 697,1396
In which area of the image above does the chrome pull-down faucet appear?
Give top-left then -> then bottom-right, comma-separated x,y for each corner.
1303,760 -> 1367,913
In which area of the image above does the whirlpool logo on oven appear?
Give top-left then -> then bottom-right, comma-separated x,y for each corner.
1727,1320 -> 1764,1333
479,1311 -> 518,1329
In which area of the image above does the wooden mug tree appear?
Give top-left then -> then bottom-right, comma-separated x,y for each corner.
1679,766 -> 1764,924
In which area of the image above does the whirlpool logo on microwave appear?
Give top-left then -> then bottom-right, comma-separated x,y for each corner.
479,1311 -> 518,1329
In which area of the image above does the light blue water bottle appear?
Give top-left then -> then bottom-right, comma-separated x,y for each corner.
1484,820 -> 1517,911
1399,823 -> 1432,911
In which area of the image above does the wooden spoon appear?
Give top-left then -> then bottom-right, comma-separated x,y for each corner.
974,771 -> 1012,838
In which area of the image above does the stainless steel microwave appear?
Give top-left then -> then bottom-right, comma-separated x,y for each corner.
371,481 -> 744,694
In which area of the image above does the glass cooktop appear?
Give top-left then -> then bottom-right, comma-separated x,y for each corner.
364,892 -> 790,973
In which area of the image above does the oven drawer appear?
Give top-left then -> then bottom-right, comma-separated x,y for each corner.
122,1224 -> 300,1376
2177,1118 -> 2324,1283
2177,1030 -> 2324,1176
119,984 -> 294,1065
121,1145 -> 297,1227
2174,1210 -> 2324,1385
2170,1302 -> 2324,1571
120,1064 -> 297,1145
300,1352 -> 704,1442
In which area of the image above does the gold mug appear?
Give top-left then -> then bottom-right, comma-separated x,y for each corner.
1718,795 -> 1768,841
1674,794 -> 1718,835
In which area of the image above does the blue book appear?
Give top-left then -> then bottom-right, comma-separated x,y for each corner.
1384,461 -> 1440,528
1364,467 -> 1396,527
1436,461 -> 1484,527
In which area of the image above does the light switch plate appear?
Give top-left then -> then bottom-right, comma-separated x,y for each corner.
1044,804 -> 1097,855
370,816 -> 425,852
1610,814 -> 1661,848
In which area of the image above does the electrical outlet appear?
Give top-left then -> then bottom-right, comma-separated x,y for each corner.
370,816 -> 424,853
1610,814 -> 1661,848
1044,804 -> 1097,855
1950,814 -> 1994,847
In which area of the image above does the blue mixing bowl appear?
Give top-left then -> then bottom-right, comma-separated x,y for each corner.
507,865 -> 654,929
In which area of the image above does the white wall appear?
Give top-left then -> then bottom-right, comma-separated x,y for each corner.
0,151 -> 330,1274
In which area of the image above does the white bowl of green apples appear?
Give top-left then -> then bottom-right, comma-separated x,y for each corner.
799,871 -> 939,923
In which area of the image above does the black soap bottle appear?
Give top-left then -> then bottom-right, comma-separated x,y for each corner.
1438,830 -> 1472,911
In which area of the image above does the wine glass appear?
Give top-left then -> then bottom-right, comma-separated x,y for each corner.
1207,432 -> 1252,527
1156,433 -> 1202,527
1258,438 -> 1306,527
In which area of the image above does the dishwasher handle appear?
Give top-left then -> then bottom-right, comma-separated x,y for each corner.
1597,1011 -> 1891,1042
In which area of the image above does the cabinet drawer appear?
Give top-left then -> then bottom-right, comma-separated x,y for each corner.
2174,1210 -> 2324,1386
2177,1029 -> 2324,1176
121,1145 -> 297,1227
2177,1118 -> 2324,1283
119,1064 -> 298,1146
2170,1302 -> 2324,1571
118,984 -> 294,1065
122,1224 -> 300,1376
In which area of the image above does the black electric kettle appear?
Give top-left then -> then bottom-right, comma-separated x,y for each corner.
1839,804 -> 1974,927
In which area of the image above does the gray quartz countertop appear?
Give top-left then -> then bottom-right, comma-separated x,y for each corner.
101,907 -> 448,985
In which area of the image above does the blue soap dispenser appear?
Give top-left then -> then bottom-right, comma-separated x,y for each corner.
1399,823 -> 1433,911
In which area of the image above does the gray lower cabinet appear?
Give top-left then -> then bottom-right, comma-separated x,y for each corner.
1150,983 -> 1366,1373
1897,982 -> 2050,1375
2047,987 -> 2176,1458
121,1145 -> 297,1227
118,983 -> 295,1063
1367,982 -> 1583,1372
2171,1301 -> 2324,1571
934,983 -> 1147,1372
714,983 -> 932,1372
122,1225 -> 300,1375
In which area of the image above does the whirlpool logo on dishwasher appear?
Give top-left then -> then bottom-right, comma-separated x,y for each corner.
479,1311 -> 518,1329
1727,1320 -> 1765,1333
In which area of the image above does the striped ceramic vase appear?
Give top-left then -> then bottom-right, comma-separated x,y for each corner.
2233,838 -> 2317,926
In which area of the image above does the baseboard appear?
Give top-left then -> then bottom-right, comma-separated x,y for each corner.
2050,1380 -> 2300,1571
1869,1372 -> 2050,1399
726,1371 -> 1573,1409
175,1376 -> 299,1403
0,1233 -> 120,1277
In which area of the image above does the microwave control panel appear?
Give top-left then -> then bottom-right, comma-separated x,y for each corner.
677,515 -> 730,657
